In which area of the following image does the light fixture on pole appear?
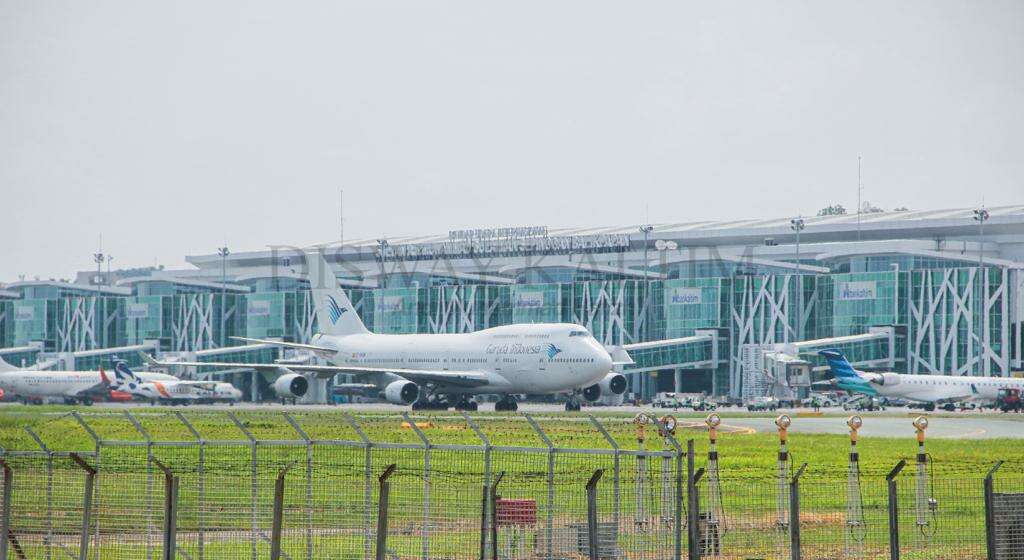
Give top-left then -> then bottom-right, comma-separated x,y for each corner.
973,207 -> 989,269
93,251 -> 104,297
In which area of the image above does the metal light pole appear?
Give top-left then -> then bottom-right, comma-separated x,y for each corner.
93,251 -> 104,295
638,225 -> 653,401
973,207 -> 990,269
218,246 -> 230,347
105,255 -> 114,286
790,217 -> 805,340
376,239 -> 389,289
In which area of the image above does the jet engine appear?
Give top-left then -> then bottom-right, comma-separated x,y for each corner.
383,380 -> 419,405
582,373 -> 628,402
871,372 -> 902,386
273,373 -> 309,398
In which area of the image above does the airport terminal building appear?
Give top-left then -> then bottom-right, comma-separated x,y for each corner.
2,205 -> 1023,401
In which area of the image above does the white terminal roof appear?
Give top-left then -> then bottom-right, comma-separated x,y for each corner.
182,204 -> 1024,269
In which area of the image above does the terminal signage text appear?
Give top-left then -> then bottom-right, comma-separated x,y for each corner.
838,281 -> 877,301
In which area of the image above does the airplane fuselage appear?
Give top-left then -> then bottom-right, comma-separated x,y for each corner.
315,323 -> 614,395
838,373 -> 1024,404
0,370 -> 176,399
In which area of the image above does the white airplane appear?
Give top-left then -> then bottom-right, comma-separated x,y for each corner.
819,349 -> 1024,411
147,253 -> 626,411
0,355 -> 177,405
111,360 -> 242,405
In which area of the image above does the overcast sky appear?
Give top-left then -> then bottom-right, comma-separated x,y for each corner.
2,1 -> 1021,282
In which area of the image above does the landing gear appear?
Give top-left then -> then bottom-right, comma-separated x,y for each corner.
564,396 -> 582,412
454,398 -> 479,412
412,397 -> 450,411
924,402 -> 936,412
494,395 -> 519,412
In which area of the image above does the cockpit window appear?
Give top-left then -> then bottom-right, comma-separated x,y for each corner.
569,330 -> 588,337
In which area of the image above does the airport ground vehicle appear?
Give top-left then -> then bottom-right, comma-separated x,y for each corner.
746,396 -> 778,411
996,388 -> 1022,412
843,396 -> 885,411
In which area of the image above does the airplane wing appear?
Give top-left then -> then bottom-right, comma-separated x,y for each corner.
141,354 -> 490,388
68,369 -> 113,398
229,337 -> 337,356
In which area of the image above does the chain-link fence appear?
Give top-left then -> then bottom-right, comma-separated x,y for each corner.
0,411 -> 1018,560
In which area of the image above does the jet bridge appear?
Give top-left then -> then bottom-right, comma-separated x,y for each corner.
617,329 -> 728,399
737,327 -> 899,398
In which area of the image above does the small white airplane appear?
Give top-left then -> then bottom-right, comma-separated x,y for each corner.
819,349 -> 1024,411
111,360 -> 242,405
0,355 -> 177,405
147,252 -> 626,411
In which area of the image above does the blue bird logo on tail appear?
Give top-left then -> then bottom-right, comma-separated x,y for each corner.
326,295 -> 346,325
546,344 -> 562,359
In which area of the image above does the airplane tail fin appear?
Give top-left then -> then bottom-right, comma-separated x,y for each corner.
0,355 -> 17,373
306,251 -> 369,336
113,360 -> 144,390
818,349 -> 859,380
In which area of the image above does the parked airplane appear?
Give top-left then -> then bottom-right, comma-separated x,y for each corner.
111,361 -> 242,405
147,253 -> 626,411
819,349 -> 1024,411
0,355 -> 177,405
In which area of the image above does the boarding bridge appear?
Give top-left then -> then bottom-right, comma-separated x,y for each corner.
737,327 -> 898,398
0,343 -> 43,369
618,329 -> 728,399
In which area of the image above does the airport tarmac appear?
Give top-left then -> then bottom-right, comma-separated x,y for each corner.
13,401 -> 1023,439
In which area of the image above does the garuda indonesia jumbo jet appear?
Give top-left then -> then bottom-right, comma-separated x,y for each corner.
819,349 -> 1024,411
148,253 -> 626,411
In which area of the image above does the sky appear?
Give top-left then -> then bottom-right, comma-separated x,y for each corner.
1,1 -> 1022,282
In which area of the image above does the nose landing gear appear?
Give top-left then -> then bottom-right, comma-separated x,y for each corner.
564,395 -> 582,412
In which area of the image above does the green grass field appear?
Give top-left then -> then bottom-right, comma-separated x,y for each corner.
0,406 -> 1019,559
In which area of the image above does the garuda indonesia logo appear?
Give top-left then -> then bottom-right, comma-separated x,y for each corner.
326,295 -> 347,324
546,344 -> 562,359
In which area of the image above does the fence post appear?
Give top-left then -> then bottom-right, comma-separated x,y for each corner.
152,458 -> 179,560
403,412 -> 433,560
175,411 -> 206,560
490,471 -> 506,560
462,413 -> 492,560
375,464 -> 397,560
984,460 -> 1003,560
175,411 -> 204,560
342,412 -> 374,560
525,414 -> 555,560
586,469 -> 604,560
588,415 -> 621,529
270,460 -> 298,560
125,411 -> 157,559
228,412 -> 259,560
0,460 -> 10,560
687,440 -> 699,560
70,411 -> 102,558
69,453 -> 96,560
886,460 -> 907,560
789,463 -> 807,560
284,412 -> 314,560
